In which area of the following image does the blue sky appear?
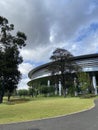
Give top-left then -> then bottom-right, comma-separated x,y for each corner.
0,0 -> 98,89
75,23 -> 98,42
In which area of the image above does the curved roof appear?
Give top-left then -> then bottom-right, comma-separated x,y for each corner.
28,53 -> 98,79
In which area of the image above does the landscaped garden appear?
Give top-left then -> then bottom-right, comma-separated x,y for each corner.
0,96 -> 95,124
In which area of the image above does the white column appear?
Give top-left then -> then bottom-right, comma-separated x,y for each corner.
92,76 -> 97,95
66,88 -> 68,95
47,80 -> 50,87
59,81 -> 62,96
74,77 -> 78,96
47,80 -> 50,96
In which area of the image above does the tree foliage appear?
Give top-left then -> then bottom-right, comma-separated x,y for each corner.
0,16 -> 27,103
78,72 -> 91,94
18,89 -> 28,97
49,48 -> 80,96
39,85 -> 55,97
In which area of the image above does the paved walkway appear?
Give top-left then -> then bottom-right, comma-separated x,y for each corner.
0,100 -> 98,130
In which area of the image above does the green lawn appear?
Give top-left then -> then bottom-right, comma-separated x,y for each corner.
0,97 -> 95,124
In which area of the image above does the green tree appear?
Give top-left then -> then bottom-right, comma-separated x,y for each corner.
4,47 -> 23,101
40,85 -> 49,97
28,87 -> 35,97
49,48 -> 80,96
41,85 -> 55,96
78,72 -> 91,94
0,16 -> 26,103
18,89 -> 28,97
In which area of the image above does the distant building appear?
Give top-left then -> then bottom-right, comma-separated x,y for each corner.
28,54 -> 98,95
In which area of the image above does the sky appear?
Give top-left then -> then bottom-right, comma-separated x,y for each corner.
0,0 -> 98,89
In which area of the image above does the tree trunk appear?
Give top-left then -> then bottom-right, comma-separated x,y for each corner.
8,92 -> 11,102
0,77 -> 5,103
31,93 -> 33,97
0,95 -> 3,103
61,76 -> 66,97
63,88 -> 66,97
0,87 -> 5,103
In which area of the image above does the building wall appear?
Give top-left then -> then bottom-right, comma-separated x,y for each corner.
28,54 -> 98,95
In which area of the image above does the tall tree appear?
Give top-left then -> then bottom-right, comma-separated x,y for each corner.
4,46 -> 23,101
49,48 -> 80,96
0,16 -> 27,103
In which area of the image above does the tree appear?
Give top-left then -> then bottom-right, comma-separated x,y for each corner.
0,16 -> 27,103
4,46 -> 23,101
78,72 -> 91,94
49,48 -> 80,96
39,85 -> 55,97
28,87 -> 35,97
18,89 -> 28,97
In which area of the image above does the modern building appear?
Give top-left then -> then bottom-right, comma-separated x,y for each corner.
28,54 -> 98,95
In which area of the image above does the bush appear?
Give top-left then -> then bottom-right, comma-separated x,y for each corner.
28,88 -> 35,97
17,89 -> 28,97
39,85 -> 55,97
80,94 -> 96,98
68,86 -> 75,96
48,86 -> 55,95
40,85 -> 49,96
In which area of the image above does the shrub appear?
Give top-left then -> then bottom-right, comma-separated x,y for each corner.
40,85 -> 49,96
80,94 -> 96,98
39,85 -> 55,97
17,89 -> 28,97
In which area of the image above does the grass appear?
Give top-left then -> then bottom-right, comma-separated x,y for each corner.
0,96 -> 95,124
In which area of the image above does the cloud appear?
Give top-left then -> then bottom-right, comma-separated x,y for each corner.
19,62 -> 34,75
20,45 -> 55,63
18,78 -> 29,90
18,62 -> 35,89
1,0 -> 98,50
1,0 -> 98,89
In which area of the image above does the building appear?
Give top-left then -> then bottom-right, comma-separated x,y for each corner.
28,54 -> 98,95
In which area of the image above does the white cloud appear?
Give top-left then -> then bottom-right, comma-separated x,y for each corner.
20,46 -> 53,63
1,0 -> 98,49
20,41 -> 73,64
19,62 -> 34,75
18,78 -> 29,90
18,62 -> 35,89
0,0 -> 98,89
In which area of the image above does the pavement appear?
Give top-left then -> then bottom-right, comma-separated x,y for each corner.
0,99 -> 98,130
